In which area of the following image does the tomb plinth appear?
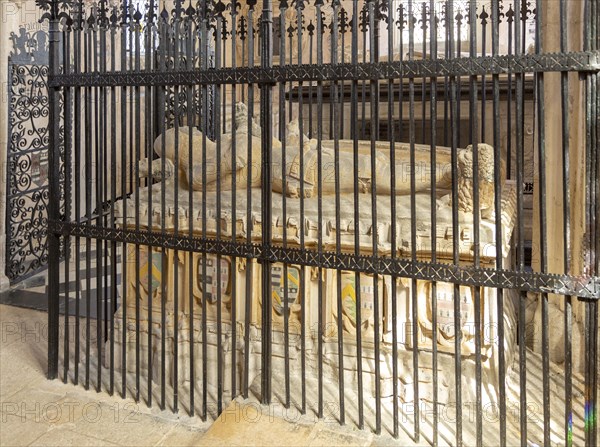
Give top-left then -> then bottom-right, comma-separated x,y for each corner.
109,120 -> 518,408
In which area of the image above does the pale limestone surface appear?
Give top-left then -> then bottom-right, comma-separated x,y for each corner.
197,400 -> 380,447
0,304 -> 210,447
0,303 -> 420,446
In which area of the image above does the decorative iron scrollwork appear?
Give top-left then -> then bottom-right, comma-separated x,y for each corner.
6,26 -> 65,282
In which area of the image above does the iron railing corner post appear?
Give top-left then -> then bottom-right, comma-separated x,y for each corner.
260,0 -> 274,405
5,60 -> 13,283
47,1 -> 62,381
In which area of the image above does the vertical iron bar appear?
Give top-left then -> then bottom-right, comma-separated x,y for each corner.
159,16 -> 168,412
584,2 -> 599,445
200,5 -> 209,418
315,0 -> 324,419
100,7 -> 109,396
159,16 -> 168,411
93,19 -> 104,394
139,3 -> 151,405
351,0 -> 364,429
429,1 -> 438,445
448,1 -> 463,445
296,1 -> 307,415
146,4 -> 154,409
559,0 -> 573,442
534,1 -> 550,444
186,12 -> 195,417
120,3 -> 130,401
47,4 -> 60,382
278,6 -> 290,411
242,4 -> 255,401
214,13 -> 224,416
370,1 -> 382,432
491,1 -> 507,444
84,26 -> 91,391
108,12 -> 117,398
63,24 -> 72,385
331,0 -> 345,426
74,6 -> 82,387
148,11 -> 160,411
388,1 -> 399,438
408,1 -> 420,440
260,0 -> 274,406
514,1 -> 528,443
468,1 -> 483,445
230,0 -> 238,405
173,12 -> 181,415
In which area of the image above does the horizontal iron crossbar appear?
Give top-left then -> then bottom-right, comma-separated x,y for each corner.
48,52 -> 600,88
49,220 -> 600,299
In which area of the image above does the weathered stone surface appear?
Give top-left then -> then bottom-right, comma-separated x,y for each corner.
114,105 -> 520,419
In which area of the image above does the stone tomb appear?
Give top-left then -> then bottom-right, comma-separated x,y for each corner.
109,118 -> 518,412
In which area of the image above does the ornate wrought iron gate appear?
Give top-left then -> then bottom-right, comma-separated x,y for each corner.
43,0 -> 597,445
6,28 -> 60,283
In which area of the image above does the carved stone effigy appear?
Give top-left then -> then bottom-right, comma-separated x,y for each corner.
111,103 -> 518,409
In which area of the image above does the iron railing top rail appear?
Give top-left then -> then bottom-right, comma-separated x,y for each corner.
47,50 -> 600,87
48,220 -> 600,299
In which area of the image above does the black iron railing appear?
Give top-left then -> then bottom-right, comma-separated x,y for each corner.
40,0 -> 598,446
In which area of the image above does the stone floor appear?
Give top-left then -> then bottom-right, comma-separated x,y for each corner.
0,303 -> 415,446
